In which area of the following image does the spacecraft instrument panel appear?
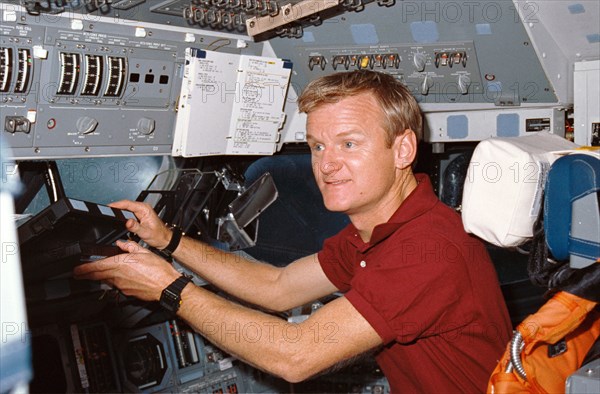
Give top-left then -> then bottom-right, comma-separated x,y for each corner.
3,0 -> 598,160
1,1 -> 599,393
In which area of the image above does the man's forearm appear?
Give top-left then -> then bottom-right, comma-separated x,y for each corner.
177,284 -> 363,383
171,235 -> 286,310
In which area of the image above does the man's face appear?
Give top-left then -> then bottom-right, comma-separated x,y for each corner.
306,93 -> 404,219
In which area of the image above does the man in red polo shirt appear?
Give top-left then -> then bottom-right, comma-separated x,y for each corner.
75,70 -> 511,391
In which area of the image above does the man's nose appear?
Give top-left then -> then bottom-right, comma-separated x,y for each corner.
319,149 -> 342,175
321,161 -> 341,175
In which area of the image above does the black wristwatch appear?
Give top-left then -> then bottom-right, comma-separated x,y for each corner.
158,226 -> 183,259
159,274 -> 192,313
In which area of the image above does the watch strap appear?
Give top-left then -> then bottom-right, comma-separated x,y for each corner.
159,226 -> 183,259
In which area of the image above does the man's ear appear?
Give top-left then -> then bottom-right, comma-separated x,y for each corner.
393,129 -> 418,170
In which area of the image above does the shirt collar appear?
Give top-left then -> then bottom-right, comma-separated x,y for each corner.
346,174 -> 439,252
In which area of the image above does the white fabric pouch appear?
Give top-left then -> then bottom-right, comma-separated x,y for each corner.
461,132 -> 577,247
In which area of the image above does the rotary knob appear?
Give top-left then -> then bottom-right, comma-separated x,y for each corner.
76,116 -> 99,135
137,117 -> 156,135
413,53 -> 427,72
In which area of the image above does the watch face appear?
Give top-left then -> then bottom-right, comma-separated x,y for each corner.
160,276 -> 191,312
160,289 -> 180,312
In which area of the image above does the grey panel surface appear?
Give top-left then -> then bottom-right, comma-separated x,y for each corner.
566,359 -> 600,394
0,4 -> 264,159
2,1 -> 592,152
269,0 -> 558,106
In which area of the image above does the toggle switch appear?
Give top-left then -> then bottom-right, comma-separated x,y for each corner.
421,74 -> 433,95
358,55 -> 372,70
457,75 -> 471,95
332,55 -> 349,70
308,56 -> 327,71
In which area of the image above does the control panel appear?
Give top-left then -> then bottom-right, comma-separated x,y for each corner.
29,320 -> 254,393
116,320 -> 247,393
0,5 -> 263,159
302,41 -> 482,99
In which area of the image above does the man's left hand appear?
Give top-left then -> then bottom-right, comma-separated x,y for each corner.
73,240 -> 181,302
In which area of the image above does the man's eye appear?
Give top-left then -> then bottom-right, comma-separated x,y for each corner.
344,141 -> 355,148
312,144 -> 325,152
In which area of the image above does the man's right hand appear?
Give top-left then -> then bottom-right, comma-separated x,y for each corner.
109,200 -> 172,250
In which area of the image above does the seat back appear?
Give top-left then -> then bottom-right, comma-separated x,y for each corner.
244,154 -> 349,266
544,153 -> 600,268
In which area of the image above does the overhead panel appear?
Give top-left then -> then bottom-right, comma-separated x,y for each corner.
265,0 -> 570,143
270,0 -> 559,107
7,0 -> 397,39
301,41 -> 483,99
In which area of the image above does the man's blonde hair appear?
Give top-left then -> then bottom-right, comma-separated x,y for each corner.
297,70 -> 423,147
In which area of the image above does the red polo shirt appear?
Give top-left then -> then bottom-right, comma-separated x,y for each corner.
318,174 -> 511,393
